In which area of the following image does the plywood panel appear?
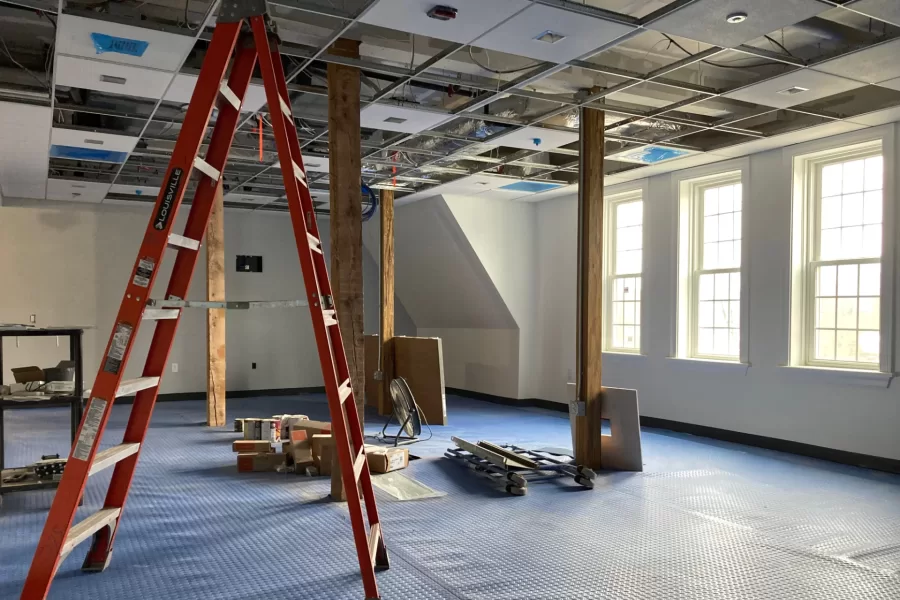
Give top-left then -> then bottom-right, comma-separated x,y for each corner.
394,337 -> 447,426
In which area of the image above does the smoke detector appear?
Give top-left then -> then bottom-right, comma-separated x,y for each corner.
427,5 -> 458,21
725,12 -> 747,24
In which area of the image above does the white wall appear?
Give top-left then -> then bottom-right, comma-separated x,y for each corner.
0,202 -> 413,393
533,135 -> 900,460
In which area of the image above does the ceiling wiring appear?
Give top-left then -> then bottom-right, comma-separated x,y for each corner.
0,32 -> 49,89
662,34 -> 790,70
467,46 -> 543,75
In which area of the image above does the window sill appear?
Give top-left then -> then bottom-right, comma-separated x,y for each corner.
777,366 -> 895,388
602,351 -> 646,359
666,357 -> 750,374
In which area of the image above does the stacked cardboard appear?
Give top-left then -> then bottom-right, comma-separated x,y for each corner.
365,445 -> 409,474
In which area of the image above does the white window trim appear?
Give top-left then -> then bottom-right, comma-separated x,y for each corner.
672,158 -> 751,365
603,181 -> 648,354
785,126 -> 897,376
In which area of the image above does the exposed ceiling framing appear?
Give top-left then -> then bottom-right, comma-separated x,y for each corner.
1,0 -> 900,209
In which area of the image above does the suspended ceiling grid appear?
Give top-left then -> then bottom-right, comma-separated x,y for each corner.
1,0 -> 900,209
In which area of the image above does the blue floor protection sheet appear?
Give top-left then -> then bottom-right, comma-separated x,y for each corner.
1,394 -> 899,599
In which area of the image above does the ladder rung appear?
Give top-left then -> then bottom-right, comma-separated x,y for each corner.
83,377 -> 160,399
353,448 -> 367,481
307,232 -> 322,254
61,508 -> 121,560
218,81 -> 241,110
143,308 -> 180,321
368,523 -> 382,565
338,378 -> 352,404
146,299 -> 308,309
278,95 -> 291,118
292,161 -> 308,188
323,309 -> 337,326
167,233 -> 200,251
193,156 -> 221,181
88,443 -> 140,477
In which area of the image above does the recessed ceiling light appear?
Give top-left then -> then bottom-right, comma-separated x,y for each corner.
534,30 -> 566,44
777,86 -> 809,96
384,116 -> 407,124
725,12 -> 748,24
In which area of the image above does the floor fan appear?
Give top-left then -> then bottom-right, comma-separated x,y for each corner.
381,377 -> 432,446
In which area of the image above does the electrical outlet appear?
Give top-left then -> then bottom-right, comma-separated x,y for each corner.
252,362 -> 257,370
29,314 -> 36,323
172,363 -> 179,373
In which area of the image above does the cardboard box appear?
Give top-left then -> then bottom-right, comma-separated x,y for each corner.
295,420 -> 331,438
366,447 -> 409,474
312,434 -> 335,476
232,440 -> 273,453
11,366 -> 44,384
236,452 -> 284,472
280,415 -> 309,441
290,430 -> 313,464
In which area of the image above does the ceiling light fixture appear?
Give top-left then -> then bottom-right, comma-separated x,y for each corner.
384,117 -> 408,124
534,30 -> 566,44
725,12 -> 748,24
777,86 -> 809,96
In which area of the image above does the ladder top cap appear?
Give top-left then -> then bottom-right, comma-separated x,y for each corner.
218,0 -> 269,22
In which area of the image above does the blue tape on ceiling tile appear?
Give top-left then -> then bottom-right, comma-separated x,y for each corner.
618,146 -> 692,164
500,181 -> 565,193
50,145 -> 129,163
90,32 -> 149,57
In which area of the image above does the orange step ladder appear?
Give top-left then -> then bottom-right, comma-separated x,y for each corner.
21,5 -> 388,599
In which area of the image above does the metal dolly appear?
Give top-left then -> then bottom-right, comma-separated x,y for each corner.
445,438 -> 596,495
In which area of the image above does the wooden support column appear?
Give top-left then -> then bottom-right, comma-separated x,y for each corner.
574,107 -> 604,469
327,38 -> 363,501
206,181 -> 226,427
378,189 -> 395,416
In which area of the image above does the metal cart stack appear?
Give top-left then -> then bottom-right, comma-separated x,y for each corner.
445,437 -> 596,495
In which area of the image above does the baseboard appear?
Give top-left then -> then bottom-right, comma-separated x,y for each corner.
116,386 -> 327,404
445,387 -> 900,475
640,416 -> 900,475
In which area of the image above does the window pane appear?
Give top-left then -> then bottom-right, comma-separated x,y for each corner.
836,297 -> 857,329
719,185 -> 734,213
635,276 -> 642,298
859,263 -> 880,296
815,329 -> 835,360
837,264 -> 859,297
864,156 -> 882,191
613,325 -> 623,347
704,188 -> 718,214
820,228 -> 840,260
698,328 -> 713,354
613,301 -> 624,325
614,277 -> 625,300
821,196 -> 841,229
733,184 -> 742,211
816,298 -> 836,328
729,272 -> 741,300
817,265 -> 836,297
623,326 -> 636,348
841,193 -> 864,227
822,163 -> 842,196
633,326 -> 641,348
719,213 -> 734,241
698,301 -> 714,327
862,225 -> 882,258
858,331 -> 880,363
715,273 -> 730,300
699,274 -> 714,300
843,159 -> 865,193
634,301 -> 641,325
863,191 -> 882,224
728,301 -> 740,328
704,216 -> 718,243
714,301 -> 729,327
728,329 -> 740,356
623,302 -> 635,325
623,278 -> 636,301
841,225 -> 863,257
713,329 -> 729,355
836,330 -> 857,361
718,241 -> 735,268
858,298 -> 879,330
703,243 -> 718,269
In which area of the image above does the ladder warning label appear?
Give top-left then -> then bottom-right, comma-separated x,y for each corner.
133,258 -> 155,288
103,323 -> 133,374
73,398 -> 108,462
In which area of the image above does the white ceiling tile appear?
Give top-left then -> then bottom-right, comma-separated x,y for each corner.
224,193 -> 279,205
847,0 -> 900,26
647,0 -> 826,48
57,14 -> 194,70
875,76 -> 900,93
109,184 -> 160,197
360,0 -> 530,45
473,4 -> 634,63
56,55 -> 173,99
845,104 -> 900,127
360,103 -> 451,133
811,39 -> 900,85
0,101 -> 50,200
713,121 -> 867,157
51,128 -> 139,153
723,69 -> 865,109
488,125 -> 578,150
164,74 -> 268,112
46,179 -> 110,203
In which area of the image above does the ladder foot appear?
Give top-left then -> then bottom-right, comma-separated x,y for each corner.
81,527 -> 115,573
374,544 -> 390,572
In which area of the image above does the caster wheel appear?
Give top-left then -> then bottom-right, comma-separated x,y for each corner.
507,473 -> 527,487
506,484 -> 527,496
577,466 -> 596,480
575,475 -> 595,489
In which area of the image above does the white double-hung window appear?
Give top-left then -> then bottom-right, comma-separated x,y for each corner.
605,190 -> 644,352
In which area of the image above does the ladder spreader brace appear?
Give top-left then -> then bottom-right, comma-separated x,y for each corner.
21,6 -> 388,600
